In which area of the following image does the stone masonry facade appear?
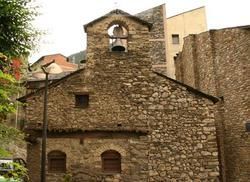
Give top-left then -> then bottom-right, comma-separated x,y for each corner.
20,7 -> 220,182
136,5 -> 168,74
175,26 -> 250,181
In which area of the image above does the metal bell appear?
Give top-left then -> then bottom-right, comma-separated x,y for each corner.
111,38 -> 125,52
111,26 -> 126,52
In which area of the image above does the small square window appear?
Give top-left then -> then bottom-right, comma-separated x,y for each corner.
245,122 -> 250,132
75,94 -> 89,108
172,34 -> 180,44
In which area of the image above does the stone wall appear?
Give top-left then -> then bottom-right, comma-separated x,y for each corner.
144,75 -> 219,181
136,5 -> 167,74
175,26 -> 250,181
26,141 -> 41,182
22,10 -> 219,181
31,134 -> 148,182
25,74 -> 220,181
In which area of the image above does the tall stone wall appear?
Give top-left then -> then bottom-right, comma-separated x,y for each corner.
136,5 -> 167,74
175,35 -> 196,87
176,31 -> 217,95
26,142 -> 41,182
175,27 -> 250,181
145,76 -> 219,181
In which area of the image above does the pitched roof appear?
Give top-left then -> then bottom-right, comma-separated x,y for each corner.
18,67 -> 219,104
27,70 -> 75,82
153,71 -> 219,103
31,53 -> 78,70
18,68 -> 84,102
84,9 -> 152,32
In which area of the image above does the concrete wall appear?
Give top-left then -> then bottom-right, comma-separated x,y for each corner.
23,11 -> 219,181
166,7 -> 207,78
175,27 -> 250,181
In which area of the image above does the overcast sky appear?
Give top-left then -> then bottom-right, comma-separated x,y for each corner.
30,0 -> 250,62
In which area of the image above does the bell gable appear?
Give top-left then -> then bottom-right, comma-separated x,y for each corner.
84,9 -> 152,33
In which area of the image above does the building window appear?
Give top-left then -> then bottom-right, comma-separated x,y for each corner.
172,34 -> 180,44
48,151 -> 66,173
246,122 -> 250,132
101,150 -> 121,173
75,94 -> 89,108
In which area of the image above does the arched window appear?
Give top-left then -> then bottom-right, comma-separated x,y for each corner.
108,23 -> 128,52
48,150 -> 66,173
101,150 -> 121,173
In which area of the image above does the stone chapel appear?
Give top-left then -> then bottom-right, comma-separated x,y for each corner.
19,7 -> 220,182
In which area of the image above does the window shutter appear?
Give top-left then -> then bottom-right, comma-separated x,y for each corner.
101,150 -> 121,173
75,94 -> 89,108
48,151 -> 66,173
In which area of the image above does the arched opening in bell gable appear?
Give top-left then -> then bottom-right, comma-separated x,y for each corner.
107,22 -> 128,52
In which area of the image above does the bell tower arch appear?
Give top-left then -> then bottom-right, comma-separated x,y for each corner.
108,23 -> 128,52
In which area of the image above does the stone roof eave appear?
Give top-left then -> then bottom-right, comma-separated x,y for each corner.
17,68 -> 84,102
83,9 -> 152,32
153,71 -> 220,103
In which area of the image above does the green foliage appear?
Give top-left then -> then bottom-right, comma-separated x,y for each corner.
0,0 -> 40,117
0,54 -> 18,119
0,148 -> 11,158
1,162 -> 28,181
0,124 -> 26,180
0,124 -> 24,153
0,70 -> 17,118
0,0 -> 40,58
0,0 -> 40,118
63,173 -> 72,182
0,1 -> 37,179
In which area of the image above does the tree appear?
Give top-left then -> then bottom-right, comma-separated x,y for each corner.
0,0 -> 40,120
0,53 -> 25,157
0,0 -> 40,118
0,0 -> 40,158
0,1 -> 39,179
0,0 -> 40,58
0,53 -> 18,119
0,122 -> 24,157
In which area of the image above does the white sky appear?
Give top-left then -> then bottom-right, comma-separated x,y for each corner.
30,0 -> 250,62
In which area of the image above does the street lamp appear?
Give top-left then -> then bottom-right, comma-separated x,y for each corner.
40,60 -> 62,182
